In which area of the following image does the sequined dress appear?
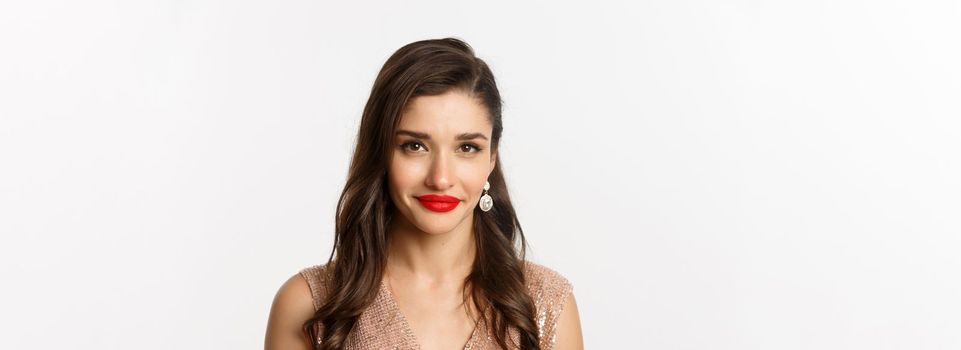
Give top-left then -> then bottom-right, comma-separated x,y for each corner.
299,261 -> 573,349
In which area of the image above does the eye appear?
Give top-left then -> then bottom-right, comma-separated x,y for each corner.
400,141 -> 427,152
459,143 -> 482,153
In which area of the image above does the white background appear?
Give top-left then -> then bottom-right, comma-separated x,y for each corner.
2,1 -> 959,349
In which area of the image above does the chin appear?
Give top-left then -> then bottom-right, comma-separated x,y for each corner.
412,219 -> 458,235
411,212 -> 471,235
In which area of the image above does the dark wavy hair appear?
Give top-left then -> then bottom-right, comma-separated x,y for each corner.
302,37 -> 539,349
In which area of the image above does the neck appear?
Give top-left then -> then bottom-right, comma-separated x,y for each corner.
386,213 -> 476,284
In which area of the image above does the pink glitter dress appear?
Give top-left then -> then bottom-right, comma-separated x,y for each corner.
299,261 -> 573,349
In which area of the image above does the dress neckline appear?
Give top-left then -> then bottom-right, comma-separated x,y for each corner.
379,277 -> 485,349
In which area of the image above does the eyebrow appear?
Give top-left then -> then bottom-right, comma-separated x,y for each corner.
396,129 -> 489,141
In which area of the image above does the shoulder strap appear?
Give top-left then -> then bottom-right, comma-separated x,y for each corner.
524,261 -> 574,350
299,264 -> 330,312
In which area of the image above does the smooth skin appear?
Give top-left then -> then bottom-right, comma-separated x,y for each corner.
264,90 -> 583,349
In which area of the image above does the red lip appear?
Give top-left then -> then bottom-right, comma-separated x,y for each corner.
416,194 -> 460,212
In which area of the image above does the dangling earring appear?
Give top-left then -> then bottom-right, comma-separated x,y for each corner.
479,180 -> 493,212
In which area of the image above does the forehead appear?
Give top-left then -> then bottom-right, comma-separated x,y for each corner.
397,90 -> 491,135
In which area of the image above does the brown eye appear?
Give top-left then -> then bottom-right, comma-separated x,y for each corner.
401,141 -> 426,152
459,144 -> 481,153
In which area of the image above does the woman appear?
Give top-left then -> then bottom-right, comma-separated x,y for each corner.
265,37 -> 583,350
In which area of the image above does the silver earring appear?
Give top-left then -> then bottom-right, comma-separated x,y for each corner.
479,180 -> 493,212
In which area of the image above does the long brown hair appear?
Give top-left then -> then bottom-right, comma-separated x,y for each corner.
303,37 -> 539,349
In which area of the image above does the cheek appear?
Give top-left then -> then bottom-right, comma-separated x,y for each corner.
388,155 -> 426,190
457,158 -> 494,191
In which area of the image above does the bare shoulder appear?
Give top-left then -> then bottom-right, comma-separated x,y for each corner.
554,291 -> 584,350
264,271 -> 317,350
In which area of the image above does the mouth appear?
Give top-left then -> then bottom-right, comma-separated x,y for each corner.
416,194 -> 460,213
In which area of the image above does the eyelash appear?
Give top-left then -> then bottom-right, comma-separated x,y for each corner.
400,141 -> 482,153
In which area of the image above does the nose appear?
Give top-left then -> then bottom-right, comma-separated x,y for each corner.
425,151 -> 454,191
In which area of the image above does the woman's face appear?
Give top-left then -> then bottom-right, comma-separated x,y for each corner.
387,90 -> 497,236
